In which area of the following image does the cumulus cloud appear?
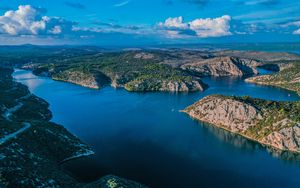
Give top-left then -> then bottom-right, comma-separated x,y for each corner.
189,15 -> 232,37
0,5 -> 75,36
158,16 -> 188,29
157,15 -> 232,38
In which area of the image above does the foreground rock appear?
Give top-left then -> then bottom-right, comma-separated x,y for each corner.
181,56 -> 259,76
0,67 -> 146,188
245,62 -> 300,95
183,95 -> 300,153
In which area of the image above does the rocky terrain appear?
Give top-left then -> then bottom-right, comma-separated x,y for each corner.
0,67 -> 146,188
246,62 -> 300,95
213,50 -> 300,62
183,95 -> 300,153
13,47 -> 300,93
26,51 -> 207,92
181,56 -> 259,76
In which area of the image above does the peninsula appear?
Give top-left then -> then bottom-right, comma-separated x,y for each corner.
183,95 -> 300,153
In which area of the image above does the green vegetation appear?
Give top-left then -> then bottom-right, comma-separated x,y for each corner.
29,51 -> 203,91
230,95 -> 300,139
248,62 -> 300,95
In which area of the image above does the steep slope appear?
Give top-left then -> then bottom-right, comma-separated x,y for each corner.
181,56 -> 259,76
183,95 -> 300,153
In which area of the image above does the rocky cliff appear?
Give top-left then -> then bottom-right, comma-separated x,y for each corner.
183,95 -> 300,153
124,78 -> 206,92
53,70 -> 100,89
53,70 -> 111,89
181,56 -> 259,76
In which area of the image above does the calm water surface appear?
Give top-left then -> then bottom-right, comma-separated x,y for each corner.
13,69 -> 300,188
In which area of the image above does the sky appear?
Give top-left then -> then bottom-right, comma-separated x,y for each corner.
0,0 -> 300,46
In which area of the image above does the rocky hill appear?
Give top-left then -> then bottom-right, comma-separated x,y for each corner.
181,56 -> 259,76
27,52 -> 207,92
0,67 -> 146,188
183,95 -> 300,153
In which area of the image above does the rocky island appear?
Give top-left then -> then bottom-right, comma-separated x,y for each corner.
183,95 -> 300,153
0,67 -> 146,187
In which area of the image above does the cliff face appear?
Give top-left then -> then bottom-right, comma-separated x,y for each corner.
183,95 -> 300,153
53,70 -> 100,89
51,70 -> 111,90
185,95 -> 262,132
181,57 -> 259,77
125,78 -> 206,92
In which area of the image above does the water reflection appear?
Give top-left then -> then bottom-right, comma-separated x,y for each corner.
196,119 -> 300,163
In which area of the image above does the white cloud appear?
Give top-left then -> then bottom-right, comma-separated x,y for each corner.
293,29 -> 300,35
281,21 -> 300,28
0,5 -> 74,36
280,20 -> 300,35
114,0 -> 131,7
157,15 -> 232,38
49,25 -> 62,34
158,16 -> 188,30
189,15 -> 231,37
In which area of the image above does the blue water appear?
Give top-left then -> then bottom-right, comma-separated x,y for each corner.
13,69 -> 300,188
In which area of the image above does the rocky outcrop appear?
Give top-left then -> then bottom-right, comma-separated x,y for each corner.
261,122 -> 300,151
134,52 -> 155,60
53,70 -> 100,89
181,56 -> 258,77
183,95 -> 262,132
183,95 -> 300,153
160,80 -> 206,92
124,79 -> 207,92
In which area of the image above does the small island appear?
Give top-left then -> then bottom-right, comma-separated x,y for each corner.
183,95 -> 300,153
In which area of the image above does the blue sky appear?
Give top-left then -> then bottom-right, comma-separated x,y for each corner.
0,0 -> 300,45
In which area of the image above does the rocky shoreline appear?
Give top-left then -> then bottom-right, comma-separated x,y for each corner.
183,95 -> 300,153
245,62 -> 300,96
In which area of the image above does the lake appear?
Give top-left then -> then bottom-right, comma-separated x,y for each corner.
13,69 -> 300,188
